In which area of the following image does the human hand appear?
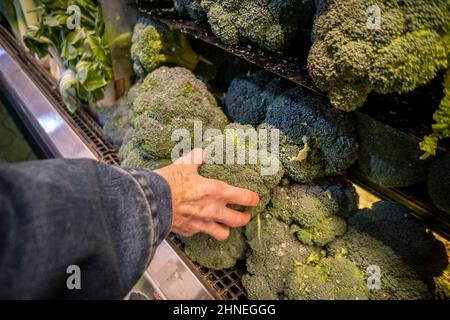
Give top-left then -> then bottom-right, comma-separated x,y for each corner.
154,149 -> 259,241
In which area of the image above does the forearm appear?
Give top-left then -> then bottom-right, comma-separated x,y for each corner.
0,159 -> 172,299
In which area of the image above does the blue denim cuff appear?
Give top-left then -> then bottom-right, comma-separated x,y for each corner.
125,169 -> 173,256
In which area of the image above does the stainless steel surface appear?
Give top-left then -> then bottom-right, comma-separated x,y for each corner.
0,45 -> 96,160
0,38 -> 216,300
144,241 -> 214,300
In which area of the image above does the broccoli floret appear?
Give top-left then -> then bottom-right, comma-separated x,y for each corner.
121,148 -> 172,170
183,123 -> 284,270
201,0 -> 314,52
225,71 -> 291,127
427,153 -> 450,215
308,0 -> 450,112
199,123 -> 285,214
260,87 -> 359,183
131,17 -> 204,78
119,66 -> 229,165
243,212 -> 318,300
183,228 -> 247,270
356,112 -> 430,188
99,97 -> 131,149
310,0 -> 327,42
119,129 -> 172,170
127,81 -> 143,108
285,255 -> 368,300
270,181 -> 358,246
328,201 -> 449,300
174,0 -> 205,21
421,69 -> 450,158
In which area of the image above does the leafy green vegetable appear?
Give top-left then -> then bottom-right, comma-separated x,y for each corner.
23,0 -> 113,109
0,0 -> 37,44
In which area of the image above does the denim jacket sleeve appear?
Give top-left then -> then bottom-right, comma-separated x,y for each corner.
0,158 -> 173,299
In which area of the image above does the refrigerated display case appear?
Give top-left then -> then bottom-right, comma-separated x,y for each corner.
1,1 -> 449,300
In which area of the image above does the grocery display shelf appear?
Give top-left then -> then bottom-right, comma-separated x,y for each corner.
132,3 -> 449,150
134,4 -> 450,240
132,4 -> 319,94
1,5 -> 449,301
349,168 -> 450,239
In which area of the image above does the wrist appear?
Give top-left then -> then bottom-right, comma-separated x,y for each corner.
126,168 -> 174,245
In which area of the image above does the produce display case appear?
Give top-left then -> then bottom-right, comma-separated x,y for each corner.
1,1 -> 449,301
131,4 -> 450,239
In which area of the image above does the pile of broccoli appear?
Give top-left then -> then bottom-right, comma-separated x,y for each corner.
355,113 -> 430,188
308,0 -> 450,112
328,201 -> 448,300
173,0 -> 314,52
119,66 -> 228,168
120,71 -> 289,270
131,17 -> 207,78
97,28 -> 450,297
243,199 -> 449,300
243,179 -> 365,300
427,152 -> 450,215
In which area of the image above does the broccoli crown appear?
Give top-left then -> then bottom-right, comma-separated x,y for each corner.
356,112 -> 430,188
243,212 -> 318,300
270,181 -> 358,246
131,17 -> 201,78
308,0 -> 450,111
174,0 -> 206,21
310,0 -> 328,42
119,66 -> 229,166
127,81 -> 143,108
427,153 -> 450,215
225,71 -> 291,127
99,96 -> 131,149
184,123 -> 284,270
260,87 -> 359,183
201,0 -> 314,52
285,255 -> 369,300
421,69 -> 450,157
119,129 -> 172,170
183,228 -> 247,270
200,123 -> 285,214
328,201 -> 449,300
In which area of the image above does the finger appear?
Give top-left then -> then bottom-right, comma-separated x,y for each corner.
219,182 -> 260,207
177,202 -> 251,228
196,221 -> 231,241
211,207 -> 252,228
172,229 -> 196,238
